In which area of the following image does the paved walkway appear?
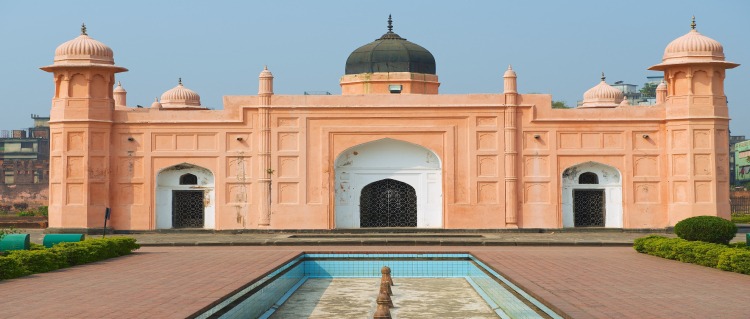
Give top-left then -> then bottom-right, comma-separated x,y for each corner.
21,228 -> 749,246
2,237 -> 750,318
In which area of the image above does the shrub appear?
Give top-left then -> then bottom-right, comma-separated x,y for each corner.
718,250 -> 750,274
16,211 -> 35,217
634,235 -> 750,275
50,237 -> 140,266
0,256 -> 28,280
6,250 -> 68,273
674,215 -> 737,244
36,206 -> 48,217
12,203 -> 28,211
0,237 -> 140,280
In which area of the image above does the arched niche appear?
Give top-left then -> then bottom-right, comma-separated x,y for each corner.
155,163 -> 215,229
334,138 -> 442,228
561,161 -> 623,228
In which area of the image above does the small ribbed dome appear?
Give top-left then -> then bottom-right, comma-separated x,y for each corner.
53,24 -> 114,65
649,18 -> 738,70
160,79 -> 201,108
345,15 -> 436,75
503,65 -> 517,78
656,80 -> 667,91
113,81 -> 126,92
580,74 -> 623,108
151,98 -> 162,109
663,29 -> 724,62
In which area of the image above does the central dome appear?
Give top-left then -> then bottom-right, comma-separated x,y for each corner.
345,16 -> 436,75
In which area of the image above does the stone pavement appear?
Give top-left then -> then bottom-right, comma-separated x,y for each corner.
19,228 -> 749,246
2,230 -> 750,318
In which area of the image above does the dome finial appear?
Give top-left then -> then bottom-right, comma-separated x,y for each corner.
387,14 -> 393,33
601,72 -> 606,81
81,23 -> 87,35
178,77 -> 182,85
691,16 -> 696,30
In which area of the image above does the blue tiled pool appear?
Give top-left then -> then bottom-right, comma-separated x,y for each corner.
194,253 -> 562,319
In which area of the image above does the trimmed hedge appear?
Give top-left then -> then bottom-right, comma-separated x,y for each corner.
0,237 -> 139,280
634,235 -> 750,274
674,216 -> 737,244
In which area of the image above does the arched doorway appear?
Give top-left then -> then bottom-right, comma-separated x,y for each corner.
561,162 -> 622,228
334,138 -> 442,228
155,163 -> 215,229
360,179 -> 417,227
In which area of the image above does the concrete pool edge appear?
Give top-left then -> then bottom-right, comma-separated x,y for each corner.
191,251 -> 571,319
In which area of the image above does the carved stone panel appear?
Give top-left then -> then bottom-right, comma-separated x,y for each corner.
602,133 -> 624,149
176,134 -> 195,150
67,183 -> 84,205
581,133 -> 602,149
634,156 -> 658,177
693,130 -> 711,149
634,182 -> 659,203
67,156 -> 84,179
278,156 -> 299,178
67,132 -> 84,151
672,154 -> 688,176
634,132 -> 658,150
673,181 -> 688,203
695,181 -> 711,203
523,132 -> 548,150
153,134 -> 174,151
278,182 -> 299,204
524,156 -> 549,177
227,156 -> 252,180
524,183 -> 549,203
227,133 -> 252,151
477,156 -> 497,177
197,134 -> 217,150
671,130 -> 687,149
278,117 -> 299,127
477,132 -> 498,151
278,132 -> 299,151
477,182 -> 497,204
90,132 -> 106,151
558,133 -> 579,149
694,154 -> 712,176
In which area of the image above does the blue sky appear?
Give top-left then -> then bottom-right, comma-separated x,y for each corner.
1,1 -> 748,136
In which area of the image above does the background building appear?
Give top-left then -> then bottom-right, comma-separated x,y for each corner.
735,139 -> 750,187
0,114 -> 50,210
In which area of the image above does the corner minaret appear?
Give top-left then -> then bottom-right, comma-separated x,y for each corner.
257,66 -> 274,226
648,17 -> 739,224
113,81 -> 127,107
341,15 -> 440,95
40,24 -> 127,230
503,65 -> 519,227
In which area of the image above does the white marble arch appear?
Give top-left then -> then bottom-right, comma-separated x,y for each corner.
334,138 -> 443,228
155,163 -> 215,229
561,161 -> 623,228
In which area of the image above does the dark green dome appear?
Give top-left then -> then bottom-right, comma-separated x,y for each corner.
345,16 -> 436,75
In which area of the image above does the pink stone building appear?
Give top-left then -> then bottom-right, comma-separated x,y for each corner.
42,18 -> 738,231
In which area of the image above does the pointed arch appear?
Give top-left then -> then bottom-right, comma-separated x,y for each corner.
155,163 -> 215,229
334,138 -> 442,228
561,161 -> 623,228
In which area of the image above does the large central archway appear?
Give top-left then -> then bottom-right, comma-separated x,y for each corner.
334,138 -> 442,228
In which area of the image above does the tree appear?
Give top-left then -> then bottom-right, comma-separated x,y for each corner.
552,100 -> 570,109
640,82 -> 658,98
